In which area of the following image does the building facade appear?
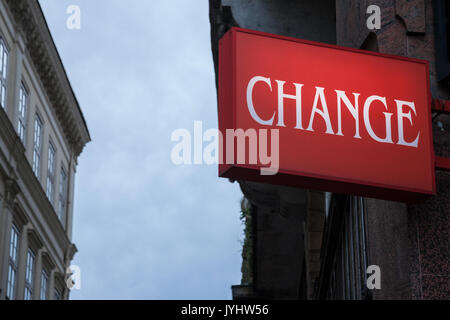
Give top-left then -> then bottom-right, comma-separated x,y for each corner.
209,0 -> 449,300
0,0 -> 90,300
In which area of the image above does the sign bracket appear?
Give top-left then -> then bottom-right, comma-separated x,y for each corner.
432,98 -> 450,172
432,98 -> 450,114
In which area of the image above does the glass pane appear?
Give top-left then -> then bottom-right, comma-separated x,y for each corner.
40,272 -> 48,300
7,264 -> 16,299
24,288 -> 32,300
9,226 -> 19,263
26,249 -> 34,284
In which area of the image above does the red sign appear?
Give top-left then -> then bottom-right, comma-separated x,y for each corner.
218,27 -> 435,201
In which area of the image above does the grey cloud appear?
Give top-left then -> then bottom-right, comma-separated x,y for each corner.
39,0 -> 243,299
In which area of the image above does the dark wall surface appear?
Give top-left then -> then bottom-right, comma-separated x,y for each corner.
209,0 -> 449,300
221,0 -> 336,43
336,0 -> 449,300
209,0 -> 337,299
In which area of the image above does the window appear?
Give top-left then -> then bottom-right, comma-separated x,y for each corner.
32,114 -> 43,178
17,84 -> 28,144
315,195 -> 370,300
24,249 -> 35,300
46,142 -> 56,202
325,192 -> 332,219
434,0 -> 450,81
40,270 -> 48,300
58,167 -> 68,222
54,288 -> 61,300
6,225 -> 20,300
0,37 -> 8,108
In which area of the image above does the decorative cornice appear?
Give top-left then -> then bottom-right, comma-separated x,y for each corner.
5,177 -> 20,207
5,0 -> 90,157
65,243 -> 78,262
27,226 -> 45,249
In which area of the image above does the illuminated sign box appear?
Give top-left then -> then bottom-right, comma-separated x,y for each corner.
218,27 -> 435,202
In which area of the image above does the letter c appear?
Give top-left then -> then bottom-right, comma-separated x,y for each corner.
247,76 -> 275,125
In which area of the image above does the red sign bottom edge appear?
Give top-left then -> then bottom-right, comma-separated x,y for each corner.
219,165 -> 434,203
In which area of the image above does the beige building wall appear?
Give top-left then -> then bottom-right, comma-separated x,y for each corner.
0,0 -> 90,300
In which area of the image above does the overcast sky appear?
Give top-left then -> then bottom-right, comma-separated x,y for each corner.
39,0 -> 244,300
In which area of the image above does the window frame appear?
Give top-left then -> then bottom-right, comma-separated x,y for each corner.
58,166 -> 68,223
46,141 -> 56,203
17,82 -> 29,145
6,224 -> 20,300
32,113 -> 43,179
54,288 -> 61,301
0,36 -> 9,109
434,0 -> 450,81
24,248 -> 35,300
40,269 -> 48,300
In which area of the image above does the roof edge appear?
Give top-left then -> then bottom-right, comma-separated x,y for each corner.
6,0 -> 91,157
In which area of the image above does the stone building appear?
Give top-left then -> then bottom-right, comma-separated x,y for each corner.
209,0 -> 449,299
0,0 -> 90,300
